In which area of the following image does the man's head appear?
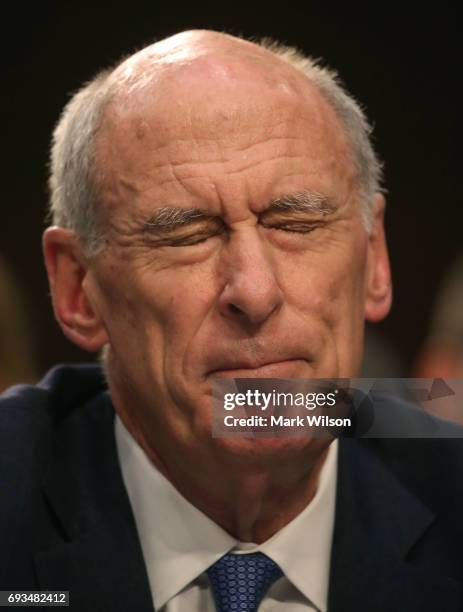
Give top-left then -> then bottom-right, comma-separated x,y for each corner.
43,30 -> 391,472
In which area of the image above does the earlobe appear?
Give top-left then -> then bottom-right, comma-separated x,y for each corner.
364,194 -> 393,323
43,227 -> 109,352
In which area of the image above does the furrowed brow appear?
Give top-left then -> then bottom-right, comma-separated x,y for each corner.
267,191 -> 337,215
142,207 -> 213,231
139,192 -> 335,234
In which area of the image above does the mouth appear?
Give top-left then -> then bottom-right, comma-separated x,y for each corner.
208,359 -> 308,378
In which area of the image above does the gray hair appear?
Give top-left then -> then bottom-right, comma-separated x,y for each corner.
48,68 -> 113,255
260,39 -> 383,230
48,35 -> 383,256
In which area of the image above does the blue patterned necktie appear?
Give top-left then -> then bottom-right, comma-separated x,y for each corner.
207,552 -> 283,611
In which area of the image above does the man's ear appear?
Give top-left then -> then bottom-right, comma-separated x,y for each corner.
43,227 -> 109,351
364,193 -> 393,323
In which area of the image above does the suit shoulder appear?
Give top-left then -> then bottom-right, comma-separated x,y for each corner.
360,434 -> 463,513
0,364 -> 107,485
363,396 -> 463,468
0,363 -> 106,431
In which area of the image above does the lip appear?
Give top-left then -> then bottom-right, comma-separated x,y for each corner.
209,359 -> 308,378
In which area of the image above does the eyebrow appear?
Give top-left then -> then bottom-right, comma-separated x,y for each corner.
266,190 -> 337,215
142,207 -> 211,231
141,190 -> 336,232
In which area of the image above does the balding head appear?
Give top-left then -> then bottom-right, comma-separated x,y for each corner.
110,30 -> 314,91
106,29 -> 332,123
48,29 -> 382,255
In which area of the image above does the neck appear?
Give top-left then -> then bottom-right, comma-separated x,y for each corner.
177,449 -> 330,542
107,361 -> 333,543
119,404 -> 331,542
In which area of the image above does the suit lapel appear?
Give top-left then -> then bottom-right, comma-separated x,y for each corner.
328,439 -> 461,612
35,391 -> 154,611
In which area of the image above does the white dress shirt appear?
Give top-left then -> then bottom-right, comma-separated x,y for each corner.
115,417 -> 338,612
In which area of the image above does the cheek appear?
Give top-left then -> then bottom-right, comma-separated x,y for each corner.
278,239 -> 368,323
112,262 -> 220,375
148,266 -> 217,332
96,263 -> 219,407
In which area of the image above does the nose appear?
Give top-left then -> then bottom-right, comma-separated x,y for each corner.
218,227 -> 283,326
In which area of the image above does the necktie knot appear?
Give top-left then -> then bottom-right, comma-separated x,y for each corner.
207,551 -> 283,611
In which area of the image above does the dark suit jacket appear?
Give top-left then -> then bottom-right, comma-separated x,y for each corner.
1,365 -> 463,611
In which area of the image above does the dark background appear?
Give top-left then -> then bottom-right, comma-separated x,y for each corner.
1,3 -> 461,379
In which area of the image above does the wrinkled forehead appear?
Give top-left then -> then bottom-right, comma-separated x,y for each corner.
94,35 -> 355,221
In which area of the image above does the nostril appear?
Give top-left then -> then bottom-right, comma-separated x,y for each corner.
228,303 -> 243,316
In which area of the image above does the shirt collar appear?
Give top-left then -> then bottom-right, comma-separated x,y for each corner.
116,416 -> 337,611
259,439 -> 338,611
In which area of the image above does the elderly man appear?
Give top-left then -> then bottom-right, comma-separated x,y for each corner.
1,30 -> 463,612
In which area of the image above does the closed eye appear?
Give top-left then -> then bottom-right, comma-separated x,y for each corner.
175,221 -> 321,244
142,217 -> 226,247
171,228 -> 225,246
261,222 -> 322,234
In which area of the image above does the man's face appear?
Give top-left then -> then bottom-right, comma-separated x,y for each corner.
72,53 -> 389,459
